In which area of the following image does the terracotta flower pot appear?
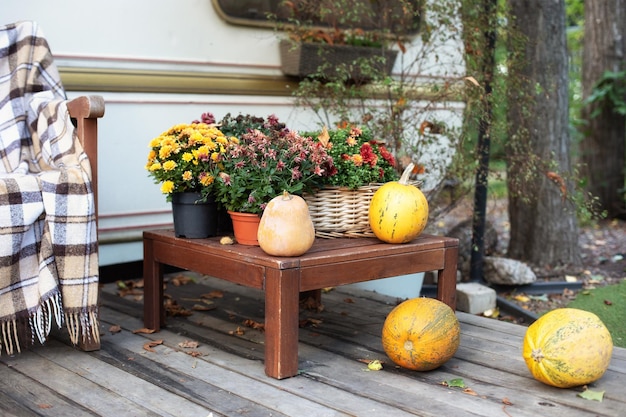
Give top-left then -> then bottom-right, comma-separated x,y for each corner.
228,211 -> 261,245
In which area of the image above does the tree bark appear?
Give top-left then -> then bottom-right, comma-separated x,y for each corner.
580,0 -> 626,219
506,0 -> 580,266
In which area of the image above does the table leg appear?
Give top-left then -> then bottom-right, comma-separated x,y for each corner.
264,268 -> 300,379
143,237 -> 165,331
437,245 -> 458,311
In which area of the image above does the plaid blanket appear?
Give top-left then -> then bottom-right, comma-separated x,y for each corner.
0,21 -> 99,354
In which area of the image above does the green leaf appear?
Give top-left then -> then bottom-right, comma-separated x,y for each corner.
577,389 -> 605,402
445,378 -> 466,388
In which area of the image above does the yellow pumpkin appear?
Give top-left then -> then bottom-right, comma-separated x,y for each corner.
369,163 -> 428,243
382,298 -> 460,371
258,191 -> 315,256
523,308 -> 613,388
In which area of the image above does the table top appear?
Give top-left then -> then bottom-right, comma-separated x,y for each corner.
144,229 -> 458,270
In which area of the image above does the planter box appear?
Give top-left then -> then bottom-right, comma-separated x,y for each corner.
279,39 -> 398,81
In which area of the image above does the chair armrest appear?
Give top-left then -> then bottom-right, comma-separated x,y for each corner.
67,95 -> 104,222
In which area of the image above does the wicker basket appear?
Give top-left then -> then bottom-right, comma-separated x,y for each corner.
303,185 -> 381,239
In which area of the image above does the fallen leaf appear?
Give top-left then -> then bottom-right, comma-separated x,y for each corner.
529,294 -> 549,302
170,274 -> 195,286
463,387 -> 478,396
577,389 -> 605,402
442,378 -> 466,388
243,319 -> 265,332
143,340 -> 163,352
191,304 -> 216,311
464,76 -> 480,87
343,298 -> 355,304
513,294 -> 530,303
604,299 -> 613,306
201,290 -> 224,299
229,326 -> 245,336
38,404 -> 53,409
109,325 -> 122,334
133,328 -> 156,334
299,317 -> 323,328
367,360 -> 383,371
483,308 -> 499,318
178,340 -> 199,349
502,398 -> 513,406
187,351 -> 203,357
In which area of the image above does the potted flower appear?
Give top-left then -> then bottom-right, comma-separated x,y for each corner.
302,124 -> 401,237
214,113 -> 334,244
273,0 -> 421,81
146,120 -> 236,238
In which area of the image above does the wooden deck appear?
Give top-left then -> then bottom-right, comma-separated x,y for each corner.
1,271 -> 624,417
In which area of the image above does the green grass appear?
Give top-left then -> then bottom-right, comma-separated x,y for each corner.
566,279 -> 626,348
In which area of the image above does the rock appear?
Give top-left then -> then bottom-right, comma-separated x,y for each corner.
447,218 -> 498,276
483,256 -> 537,285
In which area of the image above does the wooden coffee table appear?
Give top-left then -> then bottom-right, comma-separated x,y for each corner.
143,230 -> 458,379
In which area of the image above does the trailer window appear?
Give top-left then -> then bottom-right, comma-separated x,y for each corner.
212,0 -> 422,36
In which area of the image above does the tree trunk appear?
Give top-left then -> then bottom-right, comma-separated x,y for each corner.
506,0 -> 580,266
580,0 -> 626,219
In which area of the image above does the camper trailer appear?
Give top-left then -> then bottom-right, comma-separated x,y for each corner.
4,0 -> 464,297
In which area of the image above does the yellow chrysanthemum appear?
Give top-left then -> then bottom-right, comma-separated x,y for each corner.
211,152 -> 220,162
160,180 -> 175,194
159,145 -> 173,159
148,162 -> 162,171
200,174 -> 215,186
182,171 -> 193,181
182,152 -> 194,162
163,160 -> 177,171
149,137 -> 162,148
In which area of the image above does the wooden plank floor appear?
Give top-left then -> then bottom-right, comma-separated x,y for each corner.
1,271 -> 624,417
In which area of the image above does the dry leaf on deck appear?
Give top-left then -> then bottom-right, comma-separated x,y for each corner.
178,340 -> 199,349
229,326 -> 245,336
109,325 -> 122,334
143,340 -> 163,352
192,304 -> 216,311
132,328 -> 156,334
299,317 -> 323,328
201,290 -> 224,299
170,274 -> 194,286
242,319 -> 265,332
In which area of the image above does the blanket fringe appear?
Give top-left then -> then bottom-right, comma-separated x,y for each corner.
0,294 -> 99,355
65,309 -> 101,346
1,319 -> 20,355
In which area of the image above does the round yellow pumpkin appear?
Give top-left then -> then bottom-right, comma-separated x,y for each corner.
258,191 -> 315,256
382,298 -> 460,371
522,308 -> 613,388
369,163 -> 428,244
